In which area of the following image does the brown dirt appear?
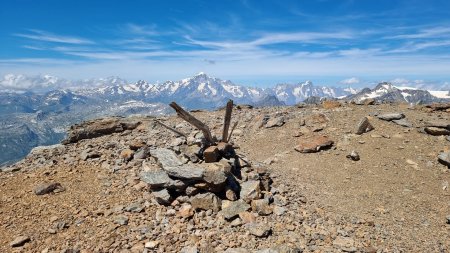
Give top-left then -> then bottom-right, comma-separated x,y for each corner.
1,103 -> 449,252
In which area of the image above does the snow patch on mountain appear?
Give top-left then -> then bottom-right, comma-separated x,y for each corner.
430,90 -> 450,99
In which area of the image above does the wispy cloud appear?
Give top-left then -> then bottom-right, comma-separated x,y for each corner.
121,23 -> 158,36
340,77 -> 360,85
337,48 -> 381,57
388,40 -> 450,53
184,31 -> 354,52
22,45 -> 46,50
386,26 -> 450,39
390,77 -> 450,90
14,29 -> 94,44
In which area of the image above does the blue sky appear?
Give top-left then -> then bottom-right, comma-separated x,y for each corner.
1,0 -> 450,89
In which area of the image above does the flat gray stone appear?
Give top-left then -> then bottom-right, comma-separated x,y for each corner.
10,236 -> 30,247
220,200 -> 250,219
150,148 -> 183,167
438,152 -> 450,167
377,113 -> 405,121
425,120 -> 450,129
34,182 -> 64,195
240,180 -> 261,202
190,192 -> 221,212
246,222 -> 271,237
124,202 -> 144,213
113,215 -> 129,225
265,117 -> 285,128
164,164 -> 204,180
139,169 -> 174,188
392,118 -> 413,127
153,188 -> 172,205
425,127 -> 450,136
134,147 -> 149,159
150,148 -> 204,180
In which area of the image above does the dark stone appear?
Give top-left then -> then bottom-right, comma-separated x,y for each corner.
34,182 -> 64,195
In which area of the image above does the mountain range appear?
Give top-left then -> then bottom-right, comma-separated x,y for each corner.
349,82 -> 450,104
0,72 -> 357,108
0,72 -> 449,167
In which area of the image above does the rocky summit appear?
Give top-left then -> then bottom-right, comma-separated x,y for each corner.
1,101 -> 450,253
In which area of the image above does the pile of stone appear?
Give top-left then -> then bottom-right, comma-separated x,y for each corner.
139,144 -> 275,222
138,101 -> 279,228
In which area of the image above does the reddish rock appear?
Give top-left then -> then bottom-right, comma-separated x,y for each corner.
322,100 -> 341,109
251,199 -> 272,215
294,136 -> 334,153
217,142 -> 234,156
426,103 -> 450,111
120,149 -> 134,162
307,113 -> 329,125
203,146 -> 220,163
129,140 -> 146,150
239,211 -> 256,224
178,204 -> 194,218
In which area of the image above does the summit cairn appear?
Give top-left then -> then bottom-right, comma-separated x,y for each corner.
140,100 -> 277,230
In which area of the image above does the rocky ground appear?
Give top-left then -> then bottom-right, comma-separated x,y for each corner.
1,102 -> 449,253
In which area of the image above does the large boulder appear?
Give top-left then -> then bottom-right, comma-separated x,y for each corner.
62,117 -> 140,144
294,136 -> 334,153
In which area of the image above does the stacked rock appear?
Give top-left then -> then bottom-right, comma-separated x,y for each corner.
139,143 -> 274,220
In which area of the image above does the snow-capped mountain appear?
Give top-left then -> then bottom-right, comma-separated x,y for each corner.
0,73 -> 355,108
272,81 -> 352,104
77,72 -> 270,107
68,72 -> 354,108
4,73 -> 449,108
348,82 -> 448,104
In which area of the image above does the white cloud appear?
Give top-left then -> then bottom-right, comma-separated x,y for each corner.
340,77 -> 360,85
14,29 -> 94,44
388,40 -> 450,53
390,78 -> 450,90
386,27 -> 450,39
185,31 -> 354,50
121,23 -> 159,36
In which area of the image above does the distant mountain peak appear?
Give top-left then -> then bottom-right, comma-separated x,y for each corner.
195,72 -> 207,76
348,81 -> 446,104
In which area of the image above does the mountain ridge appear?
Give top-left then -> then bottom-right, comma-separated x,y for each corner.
1,73 -> 354,107
0,73 -> 449,166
